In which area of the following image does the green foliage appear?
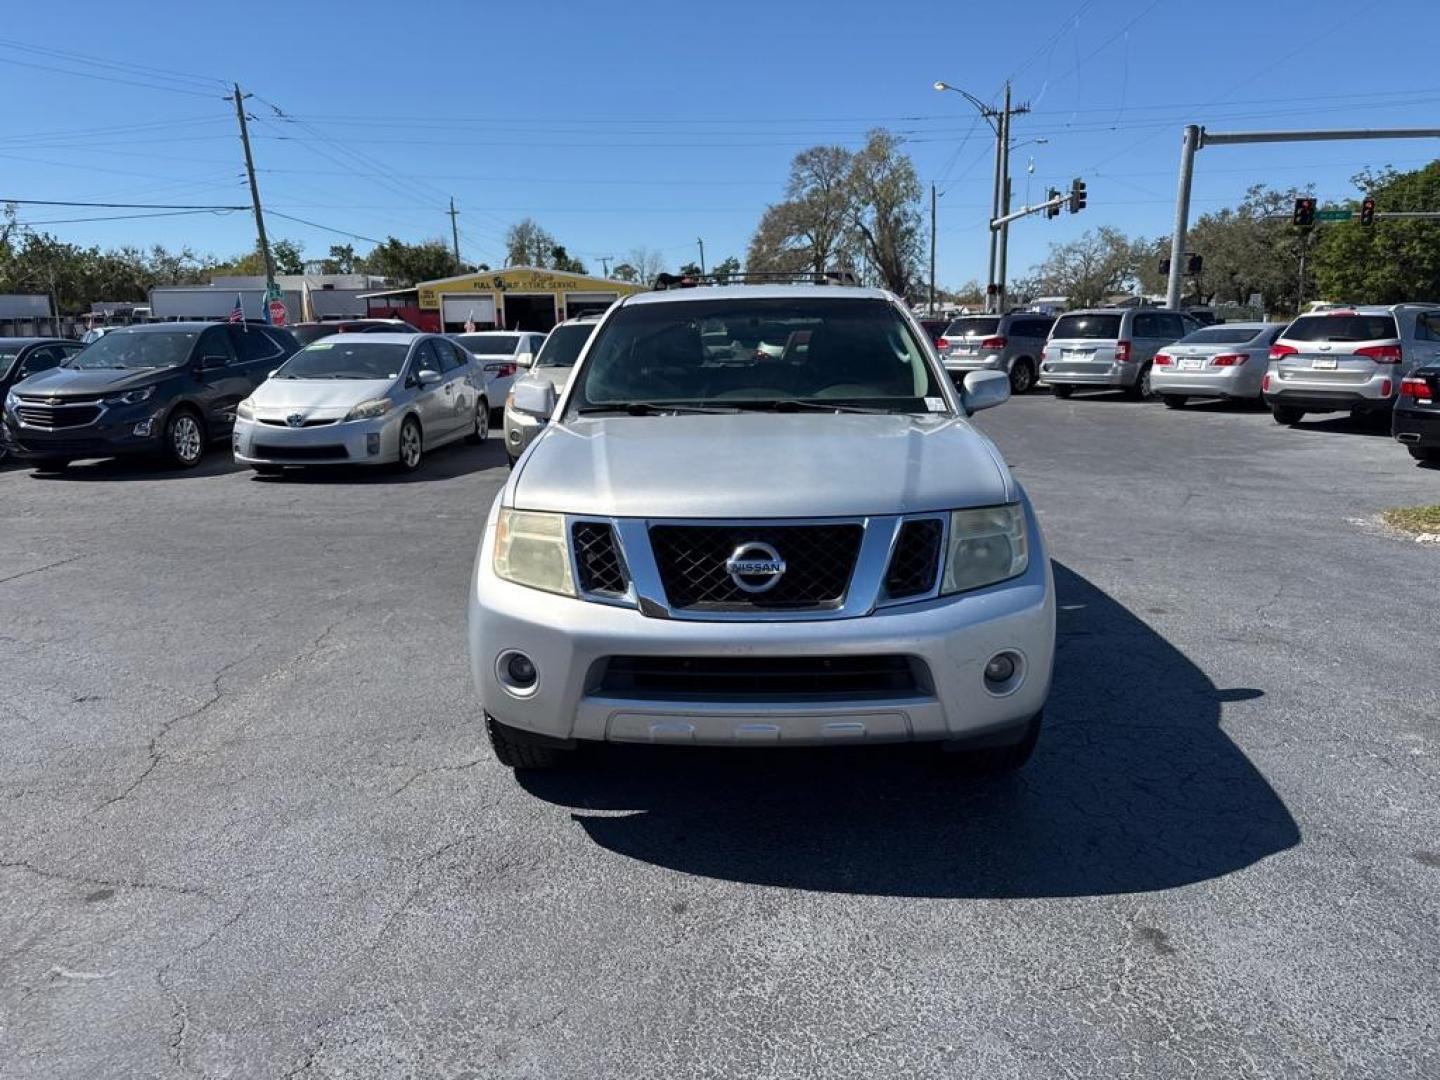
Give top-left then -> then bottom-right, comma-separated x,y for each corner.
358,237 -> 458,286
1312,161 -> 1440,304
710,255 -> 742,284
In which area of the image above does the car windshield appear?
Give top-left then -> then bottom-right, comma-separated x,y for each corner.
534,324 -> 594,367
1052,313 -> 1123,340
568,296 -> 945,415
1285,314 -> 1398,343
66,330 -> 195,369
277,341 -> 408,380
0,351 -> 19,379
455,334 -> 520,356
946,317 -> 1001,337
1179,326 -> 1266,345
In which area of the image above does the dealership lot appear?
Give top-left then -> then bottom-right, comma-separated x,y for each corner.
1,394 -> 1436,1078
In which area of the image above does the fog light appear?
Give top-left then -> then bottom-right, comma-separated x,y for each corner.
366,432 -> 381,455
507,653 -> 537,686
984,654 -> 1016,684
133,419 -> 155,437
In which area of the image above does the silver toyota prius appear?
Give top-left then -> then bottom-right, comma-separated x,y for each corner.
232,333 -> 490,474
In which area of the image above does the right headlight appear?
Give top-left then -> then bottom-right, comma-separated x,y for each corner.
344,398 -> 392,422
940,504 -> 1028,594
235,397 -> 255,421
492,509 -> 576,596
4,389 -> 17,415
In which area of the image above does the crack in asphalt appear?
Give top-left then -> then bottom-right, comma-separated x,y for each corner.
0,553 -> 84,587
0,859 -> 221,906
385,758 -> 485,799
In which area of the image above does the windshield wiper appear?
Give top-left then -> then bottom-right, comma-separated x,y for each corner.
727,399 -> 911,415
576,401 -> 739,416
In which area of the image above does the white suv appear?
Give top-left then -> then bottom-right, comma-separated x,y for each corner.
468,282 -> 1056,772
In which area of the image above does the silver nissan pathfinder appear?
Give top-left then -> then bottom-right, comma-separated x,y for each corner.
469,280 -> 1056,772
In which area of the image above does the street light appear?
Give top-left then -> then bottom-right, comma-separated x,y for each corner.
934,80 -> 1006,311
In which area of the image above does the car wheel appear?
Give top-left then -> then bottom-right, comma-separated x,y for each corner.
1407,445 -> 1440,462
395,416 -> 423,472
1051,383 -> 1073,399
466,398 -> 490,444
486,715 -> 572,770
1127,364 -> 1155,401
506,452 -> 518,470
1162,394 -> 1187,409
1009,357 -> 1036,395
164,408 -> 205,468
944,711 -> 1042,775
32,457 -> 71,473
1271,406 -> 1305,425
0,444 -> 8,465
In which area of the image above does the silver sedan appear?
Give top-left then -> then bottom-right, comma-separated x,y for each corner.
1152,323 -> 1285,407
232,333 -> 489,474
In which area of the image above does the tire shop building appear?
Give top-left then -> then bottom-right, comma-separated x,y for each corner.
388,267 -> 646,333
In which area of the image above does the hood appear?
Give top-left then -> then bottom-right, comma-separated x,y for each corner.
248,377 -> 394,417
512,412 -> 1013,518
12,366 -> 169,398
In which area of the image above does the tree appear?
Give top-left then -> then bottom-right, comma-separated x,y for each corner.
846,131 -> 923,296
359,237 -> 457,286
610,262 -> 638,283
626,246 -> 666,283
321,244 -> 359,274
505,218 -> 556,267
1312,162 -> 1440,305
676,261 -> 703,277
548,245 -> 587,274
710,255 -> 742,284
747,145 -> 857,276
1030,227 -> 1142,308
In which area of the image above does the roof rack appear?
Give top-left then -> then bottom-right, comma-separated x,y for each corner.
650,269 -> 861,291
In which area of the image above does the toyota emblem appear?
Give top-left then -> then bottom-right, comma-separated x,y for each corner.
725,541 -> 786,594
285,413 -> 306,428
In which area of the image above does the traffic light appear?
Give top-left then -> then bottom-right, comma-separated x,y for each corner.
1360,197 -> 1376,226
1068,177 -> 1087,214
1159,258 -> 1171,276
1293,197 -> 1316,228
1046,188 -> 1061,218
1186,254 -> 1203,275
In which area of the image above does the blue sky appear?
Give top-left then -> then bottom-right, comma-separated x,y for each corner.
2,0 -> 1438,289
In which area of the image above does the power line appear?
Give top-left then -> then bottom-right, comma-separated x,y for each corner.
0,197 -> 247,209
0,38 -> 228,91
0,53 -> 223,99
265,210 -> 384,245
17,208 -> 240,226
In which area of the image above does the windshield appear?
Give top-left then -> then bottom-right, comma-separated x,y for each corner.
1179,326 -> 1266,345
1052,313 -> 1123,340
277,341 -> 409,380
455,334 -> 520,356
946,317 -> 1001,337
1285,314 -> 1397,343
0,351 -> 18,379
535,324 -> 594,367
568,296 -> 945,415
66,330 -> 195,369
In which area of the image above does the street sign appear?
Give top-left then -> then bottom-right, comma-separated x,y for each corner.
265,282 -> 283,301
1315,209 -> 1353,222
268,299 -> 287,327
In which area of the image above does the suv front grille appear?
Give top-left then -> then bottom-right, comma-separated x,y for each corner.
598,655 -> 923,698
16,398 -> 103,429
885,518 -> 943,598
572,522 -> 628,595
648,522 -> 863,610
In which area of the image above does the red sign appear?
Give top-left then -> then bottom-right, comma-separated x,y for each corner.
268,299 -> 287,327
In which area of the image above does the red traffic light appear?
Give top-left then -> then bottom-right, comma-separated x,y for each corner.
1360,197 -> 1376,226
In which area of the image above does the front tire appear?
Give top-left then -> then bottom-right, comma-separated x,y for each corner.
164,408 -> 205,468
1271,405 -> 1305,425
32,457 -> 71,473
486,716 -> 572,771
1009,357 -> 1036,395
1162,394 -> 1187,409
395,416 -> 423,472
1051,383 -> 1073,399
466,398 -> 490,444
944,712 -> 1042,775
1407,445 -> 1440,462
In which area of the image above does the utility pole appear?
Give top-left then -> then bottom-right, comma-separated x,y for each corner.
1296,229 -> 1311,312
599,256 -> 612,277
933,81 -> 1008,313
448,197 -> 462,271
231,83 -> 274,296
994,81 -> 1029,315
696,238 -> 706,275
929,185 -> 940,315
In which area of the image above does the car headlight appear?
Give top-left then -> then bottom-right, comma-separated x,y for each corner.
493,509 -> 575,596
236,397 -> 255,421
4,389 -> 17,414
344,398 -> 392,421
102,386 -> 156,406
941,504 -> 1028,594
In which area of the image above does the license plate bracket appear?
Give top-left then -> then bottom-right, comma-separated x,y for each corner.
1178,357 -> 1204,371
1313,357 -> 1338,370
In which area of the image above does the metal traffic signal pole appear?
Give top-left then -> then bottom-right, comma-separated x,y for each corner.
1164,125 -> 1440,310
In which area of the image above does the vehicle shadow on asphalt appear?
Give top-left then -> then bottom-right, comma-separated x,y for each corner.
518,562 -> 1300,898
248,438 -> 507,484
23,454 -> 248,481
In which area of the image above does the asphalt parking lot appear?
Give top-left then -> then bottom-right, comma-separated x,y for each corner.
2,393 -> 1437,1079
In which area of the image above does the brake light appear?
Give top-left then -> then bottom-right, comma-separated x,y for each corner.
937,336 -> 951,349
1114,340 -> 1132,362
1270,344 -> 1298,359
1212,353 -> 1247,367
1381,378 -> 1392,397
1262,374 -> 1271,392
1400,377 -> 1432,400
1355,344 -> 1402,364
979,336 -> 1007,350
486,362 -> 517,378
1154,353 -> 1172,366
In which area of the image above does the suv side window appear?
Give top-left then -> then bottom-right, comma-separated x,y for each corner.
1132,313 -> 1158,339
197,326 -> 237,365
230,325 -> 285,363
1166,314 -> 1191,339
1416,313 -> 1440,341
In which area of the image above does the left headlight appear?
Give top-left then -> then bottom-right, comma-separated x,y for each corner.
493,509 -> 576,596
235,397 -> 255,421
4,389 -> 17,414
941,503 -> 1029,595
344,398 -> 392,421
102,385 -> 156,406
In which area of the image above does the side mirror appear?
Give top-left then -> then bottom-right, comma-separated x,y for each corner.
960,370 -> 1010,415
516,352 -> 534,368
511,379 -> 557,418
198,354 -> 228,371
268,368 -> 281,379
417,369 -> 443,387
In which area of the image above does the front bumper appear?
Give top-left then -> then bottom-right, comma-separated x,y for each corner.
232,414 -> 398,466
502,406 -> 544,459
468,501 -> 1055,747
1,404 -> 165,459
1393,405 -> 1440,447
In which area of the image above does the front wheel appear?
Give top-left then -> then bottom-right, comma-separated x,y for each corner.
1162,394 -> 1187,409
1051,383 -> 1073,399
486,716 -> 573,771
164,409 -> 205,468
1271,405 -> 1305,425
1407,444 -> 1440,462
395,416 -> 423,472
1008,357 -> 1036,395
466,398 -> 490,444
943,712 -> 1042,775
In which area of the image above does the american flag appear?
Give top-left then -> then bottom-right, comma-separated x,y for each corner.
228,292 -> 244,324
463,309 -> 476,334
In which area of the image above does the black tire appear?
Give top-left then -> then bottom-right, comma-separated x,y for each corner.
1126,364 -> 1155,401
1407,445 -> 1440,462
489,406 -> 504,427
944,712 -> 1042,775
250,464 -> 283,476
1051,383 -> 1073,399
0,444 -> 9,465
486,715 -> 572,770
395,416 -> 423,473
32,457 -> 71,472
1009,357 -> 1036,395
1162,394 -> 1187,409
1271,405 -> 1305,425
163,408 -> 205,469
466,398 -> 490,444
506,452 -> 518,470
